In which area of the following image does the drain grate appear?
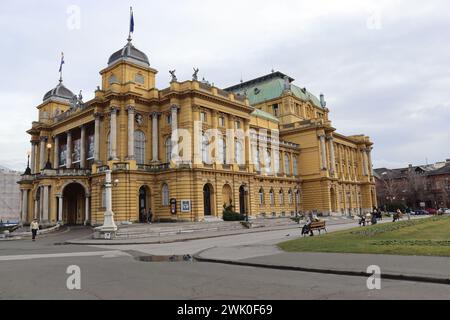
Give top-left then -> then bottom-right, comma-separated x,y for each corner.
135,254 -> 194,262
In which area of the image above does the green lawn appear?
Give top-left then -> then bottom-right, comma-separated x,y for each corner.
278,216 -> 450,257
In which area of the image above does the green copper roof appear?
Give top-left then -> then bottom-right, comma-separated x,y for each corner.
226,72 -> 322,108
251,108 -> 279,123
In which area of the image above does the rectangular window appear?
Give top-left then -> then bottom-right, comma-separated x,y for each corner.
200,112 -> 207,123
219,116 -> 225,127
167,114 -> 172,124
235,121 -> 241,129
273,104 -> 279,117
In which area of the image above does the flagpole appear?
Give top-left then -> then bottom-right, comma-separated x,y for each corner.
128,7 -> 133,42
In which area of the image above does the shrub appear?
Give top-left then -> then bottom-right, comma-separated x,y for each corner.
222,203 -> 245,221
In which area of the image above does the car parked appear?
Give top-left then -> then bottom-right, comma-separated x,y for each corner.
425,208 -> 438,215
438,208 -> 450,215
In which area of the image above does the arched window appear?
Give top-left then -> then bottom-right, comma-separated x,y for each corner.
165,137 -> 172,162
293,156 -> 298,176
288,189 -> 293,204
269,189 -> 275,205
265,149 -> 272,174
162,184 -> 169,206
284,154 -> 291,175
235,140 -> 244,165
259,188 -> 264,205
279,189 -> 284,205
218,136 -> 226,164
134,131 -> 145,164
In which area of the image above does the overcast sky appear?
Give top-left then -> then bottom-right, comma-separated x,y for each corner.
0,0 -> 449,171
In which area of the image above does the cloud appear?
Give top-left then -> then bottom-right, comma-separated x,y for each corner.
0,0 -> 449,170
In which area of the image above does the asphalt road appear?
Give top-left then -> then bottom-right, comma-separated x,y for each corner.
0,224 -> 449,300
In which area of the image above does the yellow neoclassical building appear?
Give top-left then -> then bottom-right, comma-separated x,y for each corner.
18,36 -> 376,226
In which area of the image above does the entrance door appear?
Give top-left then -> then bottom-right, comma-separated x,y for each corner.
239,186 -> 246,215
139,186 -> 148,223
63,183 -> 85,225
203,184 -> 212,216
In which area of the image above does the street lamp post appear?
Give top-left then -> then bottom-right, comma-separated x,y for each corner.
294,185 -> 299,223
44,143 -> 52,170
243,185 -> 249,222
94,169 -> 118,239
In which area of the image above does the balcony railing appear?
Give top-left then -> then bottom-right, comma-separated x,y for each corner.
37,168 -> 91,177
137,163 -> 170,172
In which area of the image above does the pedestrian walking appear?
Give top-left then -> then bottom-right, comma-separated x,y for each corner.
30,219 -> 39,241
147,208 -> 153,224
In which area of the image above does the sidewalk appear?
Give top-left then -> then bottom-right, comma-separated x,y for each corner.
65,218 -> 357,245
195,245 -> 450,285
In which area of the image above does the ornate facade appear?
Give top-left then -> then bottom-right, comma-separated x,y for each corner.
18,36 -> 376,226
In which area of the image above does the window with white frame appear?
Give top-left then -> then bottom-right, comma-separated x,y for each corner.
134,130 -> 146,164
235,140 -> 244,165
165,137 -> 172,162
200,112 -> 207,123
219,116 -> 225,127
202,133 -> 210,164
274,151 -> 280,174
218,136 -> 226,164
252,145 -> 260,171
279,189 -> 284,205
259,188 -> 264,205
162,184 -> 169,206
288,189 -> 293,204
284,154 -> 291,175
269,189 -> 275,205
265,149 -> 272,174
293,156 -> 298,176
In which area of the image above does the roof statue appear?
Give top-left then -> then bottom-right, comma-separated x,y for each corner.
192,68 -> 199,81
169,70 -> 177,82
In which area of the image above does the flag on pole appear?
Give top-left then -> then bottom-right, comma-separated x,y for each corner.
59,52 -> 65,73
130,7 -> 134,34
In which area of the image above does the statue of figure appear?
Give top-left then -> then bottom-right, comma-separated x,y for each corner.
78,90 -> 83,102
192,67 -> 199,81
70,95 -> 78,110
283,76 -> 291,91
169,70 -> 177,82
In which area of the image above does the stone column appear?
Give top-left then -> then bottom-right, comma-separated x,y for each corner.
319,134 -> 327,170
84,196 -> 90,225
39,187 -> 44,220
66,131 -> 72,169
34,199 -> 38,219
30,141 -> 37,174
127,106 -> 135,160
227,115 -> 236,166
170,105 -> 179,163
362,148 -> 368,176
39,136 -> 47,171
94,113 -> 101,163
244,120 -> 251,169
328,136 -> 336,176
80,125 -> 86,168
110,107 -> 119,160
53,136 -> 59,169
151,112 -> 160,162
21,190 -> 28,224
58,196 -> 63,222
367,147 -> 373,177
43,186 -> 49,222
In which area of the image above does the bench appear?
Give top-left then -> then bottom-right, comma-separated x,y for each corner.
302,220 -> 327,236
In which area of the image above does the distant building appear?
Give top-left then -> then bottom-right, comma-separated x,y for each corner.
374,159 -> 450,210
0,166 -> 21,221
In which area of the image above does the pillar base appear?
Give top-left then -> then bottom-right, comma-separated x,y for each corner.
93,228 -> 117,240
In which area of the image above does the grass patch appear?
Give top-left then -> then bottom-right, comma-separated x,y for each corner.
278,216 -> 450,257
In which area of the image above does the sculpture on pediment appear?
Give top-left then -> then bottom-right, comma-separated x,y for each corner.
192,67 -> 199,81
169,70 -> 177,82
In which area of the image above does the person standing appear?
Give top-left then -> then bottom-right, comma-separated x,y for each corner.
30,219 -> 39,241
147,208 -> 153,224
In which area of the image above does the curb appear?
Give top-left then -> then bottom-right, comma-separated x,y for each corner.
193,249 -> 450,286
